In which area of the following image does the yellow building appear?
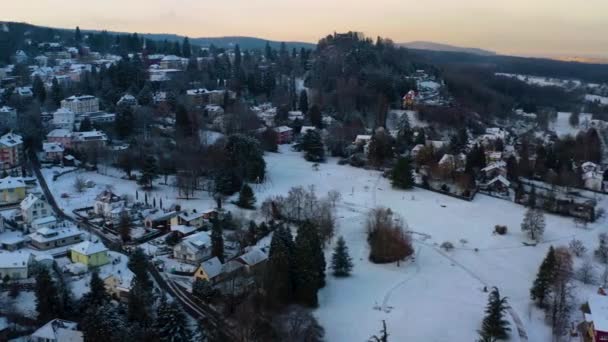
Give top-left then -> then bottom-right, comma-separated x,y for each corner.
0,176 -> 26,205
69,241 -> 109,267
193,257 -> 223,283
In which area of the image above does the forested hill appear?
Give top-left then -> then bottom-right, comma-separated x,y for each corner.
411,48 -> 608,84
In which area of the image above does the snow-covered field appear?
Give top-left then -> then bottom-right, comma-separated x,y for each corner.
586,94 -> 608,106
257,146 -> 608,342
49,146 -> 608,341
495,73 -> 581,89
550,111 -> 593,138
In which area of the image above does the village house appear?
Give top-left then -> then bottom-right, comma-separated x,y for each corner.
581,162 -> 604,191
194,256 -> 223,283
52,107 -> 76,130
144,210 -> 177,230
481,161 -> 508,180
0,176 -> 26,205
31,215 -> 58,231
0,132 -> 24,172
94,190 -> 124,221
20,193 -> 51,227
69,240 -> 109,267
72,130 -> 108,150
0,106 -> 17,129
288,110 -> 304,122
160,55 -> 187,69
173,231 -> 212,264
28,226 -> 83,250
47,129 -> 73,149
60,95 -> 99,114
170,209 -> 215,229
104,273 -> 132,302
0,251 -> 33,280
583,293 -> 608,342
480,175 -> 512,197
30,319 -> 83,342
274,126 -> 293,144
411,144 -> 425,159
117,93 -> 138,107
42,142 -> 65,162
204,104 -> 224,118
235,247 -> 268,273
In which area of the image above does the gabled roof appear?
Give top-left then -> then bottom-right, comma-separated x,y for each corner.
486,175 -> 511,188
0,251 -> 31,268
31,319 -> 82,342
20,193 -> 44,211
236,247 -> 268,267
199,257 -> 223,279
70,240 -> 108,256
0,176 -> 25,190
481,161 -> 507,173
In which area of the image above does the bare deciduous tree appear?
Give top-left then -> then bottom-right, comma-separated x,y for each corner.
73,176 -> 86,193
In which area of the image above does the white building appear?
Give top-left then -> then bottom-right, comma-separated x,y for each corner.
0,251 -> 33,279
20,193 -> 52,227
30,319 -> 83,342
173,231 -> 212,264
94,190 -> 124,220
60,95 -> 99,115
52,107 -> 76,130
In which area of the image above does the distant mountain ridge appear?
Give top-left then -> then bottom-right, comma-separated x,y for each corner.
400,41 -> 496,56
140,33 -> 316,50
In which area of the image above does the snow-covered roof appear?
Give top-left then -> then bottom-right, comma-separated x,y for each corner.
355,135 -> 372,142
72,130 -> 107,142
0,250 -> 31,268
0,176 -> 25,190
29,226 -> 82,243
199,256 -> 223,279
31,319 -> 82,342
20,193 -> 44,211
300,126 -> 316,134
70,240 -> 108,256
481,161 -> 507,172
275,126 -> 293,133
0,132 -> 23,147
47,129 -> 72,138
486,175 -> 511,188
43,141 -> 65,153
171,225 -> 196,235
181,231 -> 211,250
236,247 -> 268,266
32,215 -> 57,226
63,95 -> 96,102
589,294 -> 608,333
0,106 -> 15,113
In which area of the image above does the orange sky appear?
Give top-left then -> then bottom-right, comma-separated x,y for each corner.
3,0 -> 608,57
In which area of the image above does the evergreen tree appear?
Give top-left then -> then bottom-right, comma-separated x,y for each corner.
308,104 -> 322,128
182,37 -> 191,58
75,26 -> 82,43
391,157 -> 414,189
35,268 -> 62,322
79,117 -> 92,131
233,44 -> 242,72
175,105 -> 192,137
293,221 -> 326,307
528,186 -> 537,208
192,278 -> 214,302
127,248 -> 154,326
265,226 -> 295,308
139,155 -> 157,189
531,246 -> 556,308
115,105 -> 134,139
154,297 -> 192,342
479,287 -> 511,340
81,302 -> 129,342
301,129 -> 325,162
80,270 -> 109,310
32,76 -> 46,103
331,236 -> 353,277
50,77 -> 63,108
299,90 -> 309,114
211,217 -> 224,262
236,184 -> 256,209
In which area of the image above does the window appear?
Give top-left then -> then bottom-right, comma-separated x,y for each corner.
33,210 -> 37,216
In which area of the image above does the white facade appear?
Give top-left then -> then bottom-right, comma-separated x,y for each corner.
20,193 -> 52,226
52,108 -> 76,130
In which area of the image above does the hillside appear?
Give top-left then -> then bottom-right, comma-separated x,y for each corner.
401,41 -> 496,56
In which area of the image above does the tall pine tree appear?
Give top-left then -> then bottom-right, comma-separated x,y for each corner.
154,296 -> 192,342
293,221 -> 326,307
479,287 -> 511,340
331,236 -> 353,277
531,246 -> 556,308
236,184 -> 256,209
391,157 -> 414,189
35,268 -> 62,322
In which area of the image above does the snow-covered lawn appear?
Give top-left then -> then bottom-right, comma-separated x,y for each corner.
255,146 -> 608,341
586,94 -> 608,106
550,111 -> 593,138
47,145 -> 608,341
42,166 -> 217,216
